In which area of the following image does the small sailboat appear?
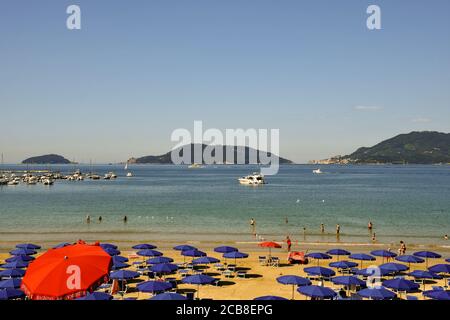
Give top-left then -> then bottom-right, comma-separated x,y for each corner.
125,161 -> 133,177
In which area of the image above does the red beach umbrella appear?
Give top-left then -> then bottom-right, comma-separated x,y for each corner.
21,241 -> 112,300
259,241 -> 282,258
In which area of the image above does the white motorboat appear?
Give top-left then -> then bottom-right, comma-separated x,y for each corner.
42,178 -> 54,185
238,173 -> 265,185
313,168 -> 323,174
126,172 -> 133,177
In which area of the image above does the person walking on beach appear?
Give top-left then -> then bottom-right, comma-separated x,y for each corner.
286,236 -> 292,252
320,223 -> 325,233
336,224 -> 340,236
398,241 -> 406,255
445,234 -> 448,240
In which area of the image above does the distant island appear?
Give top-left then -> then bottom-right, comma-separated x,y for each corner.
22,154 -> 72,164
128,144 -> 293,165
310,131 -> 450,165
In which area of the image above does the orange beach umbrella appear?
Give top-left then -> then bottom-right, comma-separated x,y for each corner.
259,241 -> 282,258
21,241 -> 112,300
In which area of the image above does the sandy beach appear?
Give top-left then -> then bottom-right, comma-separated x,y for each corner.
2,241 -> 449,300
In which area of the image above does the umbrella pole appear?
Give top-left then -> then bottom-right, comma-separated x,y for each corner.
292,285 -> 295,300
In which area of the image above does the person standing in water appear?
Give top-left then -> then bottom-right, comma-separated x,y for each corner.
123,215 -> 128,223
250,218 -> 256,235
86,215 -> 91,224
98,216 -> 102,223
336,224 -> 340,235
286,236 -> 292,252
285,217 -> 288,224
368,221 -> 373,231
320,224 -> 325,233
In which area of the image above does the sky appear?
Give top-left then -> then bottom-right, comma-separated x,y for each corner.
0,0 -> 449,163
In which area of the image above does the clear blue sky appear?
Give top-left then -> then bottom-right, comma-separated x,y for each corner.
1,0 -> 449,163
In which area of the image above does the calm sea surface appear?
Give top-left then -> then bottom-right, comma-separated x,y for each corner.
0,164 -> 449,247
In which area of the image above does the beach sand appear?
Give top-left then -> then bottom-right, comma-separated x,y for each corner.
1,241 -> 449,300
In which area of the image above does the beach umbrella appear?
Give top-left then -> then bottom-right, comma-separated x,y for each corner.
112,256 -> 129,263
111,261 -> 130,270
137,280 -> 172,294
137,249 -> 163,257
214,246 -> 238,254
395,255 -> 424,269
192,257 -> 220,265
1,261 -> 29,269
371,250 -> 397,263
258,241 -> 281,258
446,258 -> 450,263
5,255 -> 34,262
223,251 -> 248,265
304,266 -> 335,278
132,244 -> 157,250
103,247 -> 120,256
147,257 -> 174,265
99,243 -> 118,250
75,292 -> 113,300
382,278 -> 419,295
149,292 -> 187,300
331,276 -> 365,287
150,263 -> 178,274
110,270 -> 140,280
181,250 -> 206,258
297,285 -> 337,300
409,270 -> 442,291
326,249 -> 351,261
53,242 -> 71,249
354,267 -> 391,277
379,263 -> 408,275
329,261 -> 358,270
254,295 -> 289,300
0,269 -> 26,278
21,242 -> 112,300
413,251 -> 442,268
277,275 -> 311,300
349,253 -> 375,269
428,264 -> 450,274
0,288 -> 25,300
357,287 -> 396,300
16,243 -> 41,250
10,249 -> 36,256
423,290 -> 450,301
0,278 -> 22,289
181,274 -> 215,299
305,252 -> 332,266
173,245 -> 196,251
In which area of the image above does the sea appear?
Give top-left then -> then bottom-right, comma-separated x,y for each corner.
0,164 -> 449,249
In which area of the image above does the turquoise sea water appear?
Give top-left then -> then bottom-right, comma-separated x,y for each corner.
0,164 -> 449,247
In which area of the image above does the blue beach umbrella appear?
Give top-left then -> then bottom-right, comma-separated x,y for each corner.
297,285 -> 337,300
192,257 -> 220,265
182,274 -> 216,299
305,252 -> 332,265
10,249 -> 36,256
173,245 -> 196,251
428,264 -> 450,274
149,292 -> 187,300
137,249 -> 163,257
147,257 -> 174,265
1,261 -> 29,269
395,255 -> 424,269
113,256 -> 129,263
379,263 -> 409,275
413,251 -> 442,268
409,270 -> 441,279
223,251 -> 248,265
99,243 -> 118,249
326,249 -> 351,261
16,243 -> 41,250
0,269 -> 26,278
329,261 -> 358,270
0,278 -> 22,289
304,266 -> 336,278
446,258 -> 450,263
132,244 -> 157,250
423,290 -> 450,300
76,292 -> 113,300
53,242 -> 71,249
0,288 -> 25,300
357,287 -> 396,300
150,263 -> 178,274
214,246 -> 238,254
355,267 -> 391,277
371,250 -> 397,263
103,247 -> 120,256
111,261 -> 130,270
332,276 -> 365,287
349,253 -> 375,269
254,295 -> 289,300
277,275 -> 311,300
5,255 -> 34,262
382,278 -> 419,293
182,249 -> 206,257
110,270 -> 140,280
137,280 -> 172,293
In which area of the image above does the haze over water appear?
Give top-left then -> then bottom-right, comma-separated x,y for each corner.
0,164 -> 449,248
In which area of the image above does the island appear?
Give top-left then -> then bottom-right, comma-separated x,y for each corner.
310,131 -> 450,165
127,144 -> 294,164
22,154 -> 72,164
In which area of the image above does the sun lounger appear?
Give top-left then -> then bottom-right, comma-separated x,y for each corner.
237,271 -> 247,279
214,263 -> 225,271
270,257 -> 280,267
258,256 -> 267,266
222,270 -> 234,278
227,264 -> 236,272
212,278 -> 221,286
179,269 -> 190,277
